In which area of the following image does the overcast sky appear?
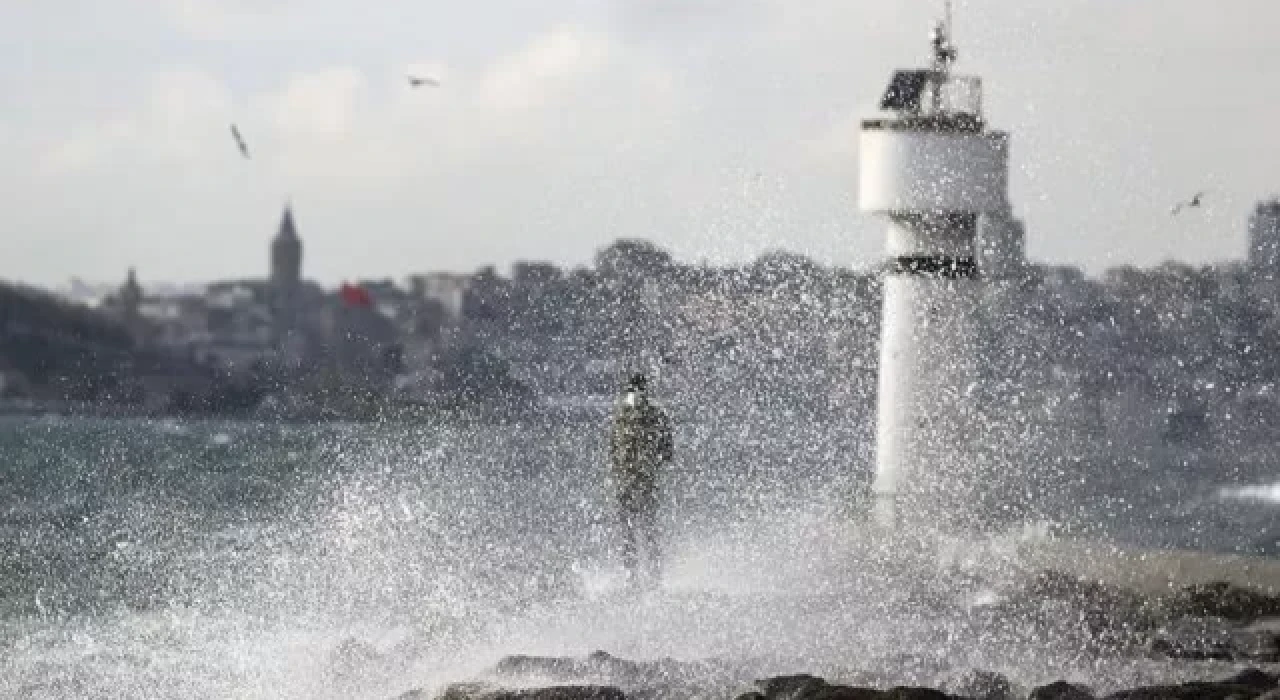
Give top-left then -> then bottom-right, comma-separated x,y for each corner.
3,1 -> 1279,287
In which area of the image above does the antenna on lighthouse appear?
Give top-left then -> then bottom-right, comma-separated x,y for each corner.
932,0 -> 958,72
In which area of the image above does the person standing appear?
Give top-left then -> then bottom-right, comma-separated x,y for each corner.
608,372 -> 673,588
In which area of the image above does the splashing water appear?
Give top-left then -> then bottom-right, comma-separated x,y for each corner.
1220,481 -> 1280,504
0,415 -> 1272,699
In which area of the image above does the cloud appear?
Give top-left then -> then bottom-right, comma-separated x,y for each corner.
15,23 -> 691,283
479,27 -> 612,111
162,0 -> 297,40
269,68 -> 363,140
11,0 -> 1280,286
37,70 -> 234,176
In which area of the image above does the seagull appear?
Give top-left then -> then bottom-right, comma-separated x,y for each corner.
229,124 -> 250,159
407,75 -> 440,88
1171,190 -> 1207,216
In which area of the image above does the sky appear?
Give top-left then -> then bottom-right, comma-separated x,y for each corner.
3,0 -> 1279,287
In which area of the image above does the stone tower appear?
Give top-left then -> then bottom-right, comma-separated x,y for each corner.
120,267 -> 143,321
118,267 -> 145,345
270,205 -> 303,341
271,205 -> 303,289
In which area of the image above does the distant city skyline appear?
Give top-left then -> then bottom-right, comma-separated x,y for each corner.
4,0 -> 1280,286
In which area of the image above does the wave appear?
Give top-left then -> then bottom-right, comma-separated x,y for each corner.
1218,482 -> 1280,504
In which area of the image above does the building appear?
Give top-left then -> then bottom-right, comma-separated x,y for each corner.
269,205 -> 304,343
408,272 -> 472,320
119,267 -> 145,343
1248,197 -> 1280,282
119,268 -> 142,319
976,210 -> 1026,280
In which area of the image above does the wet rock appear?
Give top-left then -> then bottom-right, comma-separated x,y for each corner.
744,671 -> 1280,700
880,690 -> 954,700
750,674 -> 879,700
438,682 -> 627,700
1102,680 -> 1267,700
438,683 -> 493,700
495,655 -> 587,679
1002,571 -> 1280,659
492,651 -> 736,699
942,670 -> 1014,700
1146,620 -> 1280,662
1221,669 -> 1278,692
752,675 -> 825,699
1028,681 -> 1094,700
1167,582 -> 1280,623
862,653 -> 952,688
1235,630 -> 1280,663
493,651 -> 668,685
1147,636 -> 1236,661
745,675 -> 957,700
1019,571 -> 1149,613
994,571 -> 1158,649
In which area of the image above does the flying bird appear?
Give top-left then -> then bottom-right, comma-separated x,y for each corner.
229,124 -> 250,159
1171,190 -> 1207,216
407,75 -> 440,88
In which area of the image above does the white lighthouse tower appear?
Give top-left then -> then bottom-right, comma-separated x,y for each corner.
859,9 -> 1010,529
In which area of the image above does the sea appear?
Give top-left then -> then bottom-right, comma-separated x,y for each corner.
0,412 -> 1276,699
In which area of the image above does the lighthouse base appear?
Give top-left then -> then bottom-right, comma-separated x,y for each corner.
872,266 -> 986,529
871,492 -> 898,529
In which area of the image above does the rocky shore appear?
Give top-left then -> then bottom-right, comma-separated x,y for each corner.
377,573 -> 1280,700
396,652 -> 1280,700
397,653 -> 1280,700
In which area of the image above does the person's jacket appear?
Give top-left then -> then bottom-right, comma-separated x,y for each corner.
609,397 -> 673,491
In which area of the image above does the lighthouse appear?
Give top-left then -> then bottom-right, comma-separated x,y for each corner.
859,11 -> 1010,529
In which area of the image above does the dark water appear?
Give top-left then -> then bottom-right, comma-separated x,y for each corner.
0,413 -> 1274,699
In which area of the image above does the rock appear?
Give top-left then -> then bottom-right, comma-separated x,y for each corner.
438,682 -> 627,700
863,653 -> 952,687
943,670 -> 1015,700
1147,636 -> 1237,661
748,675 -> 884,700
881,690 -> 953,700
1029,681 -> 1094,700
747,676 -> 955,700
997,570 -> 1158,648
502,688 -> 625,700
494,655 -> 585,679
492,651 -> 660,683
1143,621 -> 1280,662
439,683 -> 496,700
1020,571 -> 1146,613
492,651 -> 733,699
1103,681 -> 1266,700
753,675 -> 829,700
1168,582 -> 1280,623
1221,669 -> 1278,692
1232,630 -> 1280,663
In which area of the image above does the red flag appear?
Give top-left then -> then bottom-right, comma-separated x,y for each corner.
340,282 -> 373,308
